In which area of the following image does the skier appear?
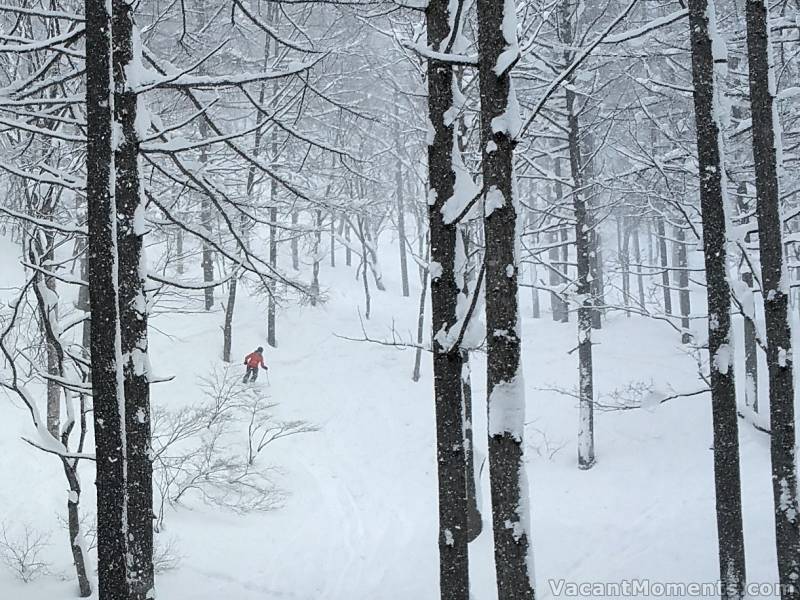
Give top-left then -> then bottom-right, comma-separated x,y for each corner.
242,347 -> 268,383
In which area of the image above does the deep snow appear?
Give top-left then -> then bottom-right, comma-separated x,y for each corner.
0,232 -> 790,599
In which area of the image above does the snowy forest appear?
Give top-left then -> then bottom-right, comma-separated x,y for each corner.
0,0 -> 798,598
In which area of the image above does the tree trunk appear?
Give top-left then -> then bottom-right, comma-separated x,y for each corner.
268,205 -> 277,348
291,210 -> 300,271
742,269 -> 759,412
745,0 -> 800,592
396,105 -> 410,298
330,211 -> 336,268
564,10 -> 595,471
675,225 -> 692,343
620,217 -> 631,316
113,4 -> 154,597
86,0 -> 129,594
548,226 -> 566,321
222,274 -> 237,363
311,209 -> 322,305
412,260 -> 429,383
550,160 -> 568,322
199,118 -> 214,311
358,217 -> 372,320
656,215 -> 672,316
687,0 -> 747,594
582,131 -> 603,329
426,0 -> 470,596
460,230 -> 483,543
476,0 -> 536,596
632,222 -> 645,308
344,216 -> 352,267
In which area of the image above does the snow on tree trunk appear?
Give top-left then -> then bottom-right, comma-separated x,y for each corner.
687,0 -> 747,595
425,0 -> 470,596
86,0 -> 129,594
582,131 -> 603,330
477,0 -> 536,596
566,84 -> 595,471
744,0 -> 800,593
113,6 -> 154,598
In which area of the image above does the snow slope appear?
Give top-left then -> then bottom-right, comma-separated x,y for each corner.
0,233 -> 788,599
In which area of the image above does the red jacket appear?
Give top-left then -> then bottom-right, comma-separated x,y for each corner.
244,352 -> 265,369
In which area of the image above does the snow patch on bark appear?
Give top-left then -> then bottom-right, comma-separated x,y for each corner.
488,375 -> 525,441
484,186 -> 505,217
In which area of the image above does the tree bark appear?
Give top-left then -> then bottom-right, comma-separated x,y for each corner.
113,3 -> 154,597
550,158 -> 569,322
566,84 -> 595,471
745,0 -> 800,593
477,0 -> 536,596
655,215 -> 672,316
675,225 -> 692,343
86,0 -> 129,594
426,0 -> 470,596
687,0 -> 747,594
222,273 -> 237,363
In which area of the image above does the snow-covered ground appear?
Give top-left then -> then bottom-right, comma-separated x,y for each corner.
0,233 -> 787,599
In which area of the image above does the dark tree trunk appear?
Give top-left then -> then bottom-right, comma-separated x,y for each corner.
745,0 -> 800,593
357,217 -> 372,320
742,269 -> 759,413
425,1 -> 470,597
222,274 -> 237,363
113,3 -> 154,597
655,215 -> 672,316
675,225 -> 692,343
86,0 -> 129,594
476,0 -> 535,596
566,84 -> 595,471
582,131 -> 603,329
460,230 -> 483,543
687,0 -> 747,595
64,459 -> 92,597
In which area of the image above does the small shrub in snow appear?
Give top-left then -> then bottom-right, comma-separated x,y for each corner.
0,523 -> 51,583
152,364 -> 317,528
